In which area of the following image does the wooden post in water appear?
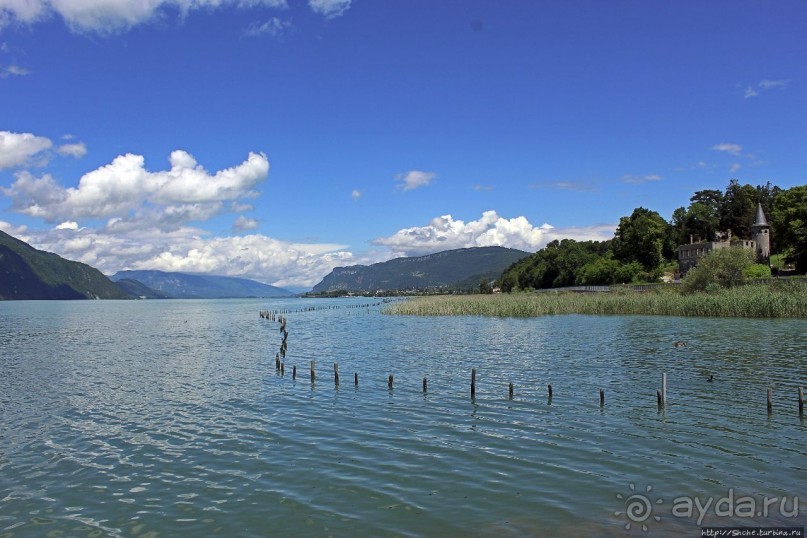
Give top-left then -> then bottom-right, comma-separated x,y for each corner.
276,353 -> 280,370
423,377 -> 428,393
334,363 -> 339,385
799,387 -> 804,416
662,372 -> 667,408
767,387 -> 772,414
471,368 -> 476,397
600,388 -> 605,407
388,375 -> 394,389
310,360 -> 315,382
292,365 -> 297,380
548,384 -> 553,398
509,382 -> 514,399
280,362 -> 284,375
355,372 -> 359,386
657,389 -> 662,408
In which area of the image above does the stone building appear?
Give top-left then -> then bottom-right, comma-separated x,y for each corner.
677,203 -> 771,274
750,202 -> 771,263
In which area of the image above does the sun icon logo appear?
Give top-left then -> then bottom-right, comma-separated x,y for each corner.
614,483 -> 663,531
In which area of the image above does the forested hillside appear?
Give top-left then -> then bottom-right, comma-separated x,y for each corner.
499,179 -> 805,291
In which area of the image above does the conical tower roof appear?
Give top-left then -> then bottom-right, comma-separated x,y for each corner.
754,202 -> 769,227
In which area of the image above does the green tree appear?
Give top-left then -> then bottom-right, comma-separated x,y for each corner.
499,271 -> 518,293
576,256 -> 642,285
771,185 -> 807,273
684,201 -> 721,243
479,278 -> 493,294
577,256 -> 620,285
614,261 -> 644,283
612,207 -> 670,273
691,189 -> 723,211
756,181 -> 782,220
577,252 -> 644,286
682,247 -> 754,293
720,179 -> 757,238
552,239 -> 600,287
668,188 -> 724,248
498,239 -> 613,290
744,264 -> 772,279
669,206 -> 689,247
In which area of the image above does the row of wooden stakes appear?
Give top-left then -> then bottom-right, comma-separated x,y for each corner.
259,302 -> 387,318
263,310 -> 804,416
271,358 -> 806,416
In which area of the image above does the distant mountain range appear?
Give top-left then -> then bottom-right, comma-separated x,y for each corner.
112,278 -> 173,299
0,230 -> 130,300
1,229 -> 530,300
0,230 -> 294,300
110,270 -> 293,299
311,246 -> 531,293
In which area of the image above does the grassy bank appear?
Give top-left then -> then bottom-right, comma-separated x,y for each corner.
383,281 -> 807,318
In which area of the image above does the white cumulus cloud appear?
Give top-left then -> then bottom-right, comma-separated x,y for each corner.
351,189 -> 361,201
711,143 -> 743,156
0,0 -> 47,24
372,210 -> 615,257
0,220 -> 28,236
17,224 -> 359,288
55,220 -> 80,230
245,16 -> 293,38
308,0 -> 350,18
233,215 -> 258,231
396,170 -> 436,192
0,130 -> 53,169
1,207 -> 617,289
0,64 -> 30,77
0,0 -> 289,34
56,142 -> 87,158
2,150 -> 269,227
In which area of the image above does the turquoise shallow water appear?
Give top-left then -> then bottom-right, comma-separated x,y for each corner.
1,298 -> 805,537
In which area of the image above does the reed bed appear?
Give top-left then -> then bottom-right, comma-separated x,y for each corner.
382,282 -> 807,318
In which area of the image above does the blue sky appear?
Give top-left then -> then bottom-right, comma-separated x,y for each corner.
1,0 -> 805,289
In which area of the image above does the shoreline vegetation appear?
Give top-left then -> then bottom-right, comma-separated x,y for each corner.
383,281 -> 807,318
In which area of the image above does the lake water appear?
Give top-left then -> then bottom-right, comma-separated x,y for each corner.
1,298 -> 805,537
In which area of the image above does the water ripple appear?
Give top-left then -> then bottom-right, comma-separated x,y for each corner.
1,299 -> 805,536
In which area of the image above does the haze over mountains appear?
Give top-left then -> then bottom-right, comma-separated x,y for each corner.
0,230 -> 292,300
2,231 -> 529,300
110,270 -> 292,299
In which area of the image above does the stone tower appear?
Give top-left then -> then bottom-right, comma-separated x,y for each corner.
751,202 -> 771,264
